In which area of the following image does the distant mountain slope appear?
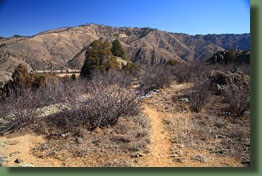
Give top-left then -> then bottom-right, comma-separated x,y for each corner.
0,24 -> 250,81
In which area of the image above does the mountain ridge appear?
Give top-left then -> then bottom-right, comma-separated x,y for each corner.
0,24 -> 250,82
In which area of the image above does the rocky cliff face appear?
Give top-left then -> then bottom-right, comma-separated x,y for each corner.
207,49 -> 250,65
0,24 -> 250,81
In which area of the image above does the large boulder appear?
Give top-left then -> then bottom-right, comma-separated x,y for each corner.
237,51 -> 250,65
209,69 -> 250,95
208,49 -> 250,65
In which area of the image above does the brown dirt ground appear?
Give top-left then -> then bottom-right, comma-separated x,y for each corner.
137,104 -> 243,167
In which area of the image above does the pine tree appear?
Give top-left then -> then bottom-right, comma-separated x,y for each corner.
111,39 -> 126,60
80,40 -> 120,79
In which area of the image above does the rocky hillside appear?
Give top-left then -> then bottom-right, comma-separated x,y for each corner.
207,49 -> 250,65
0,24 -> 249,81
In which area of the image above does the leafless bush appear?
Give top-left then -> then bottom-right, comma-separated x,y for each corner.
172,63 -> 192,83
221,83 -> 250,118
0,72 -> 141,135
40,80 -> 142,133
138,64 -> 174,93
0,80 -> 87,134
189,81 -> 210,113
91,69 -> 133,89
0,89 -> 42,134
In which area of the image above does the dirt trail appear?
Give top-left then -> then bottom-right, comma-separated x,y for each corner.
136,83 -> 244,167
138,104 -> 175,167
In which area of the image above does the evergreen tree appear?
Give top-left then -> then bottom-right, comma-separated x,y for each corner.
111,39 -> 126,60
80,40 -> 120,79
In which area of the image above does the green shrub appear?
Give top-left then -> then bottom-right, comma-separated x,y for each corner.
71,73 -> 77,80
2,64 -> 34,96
80,40 -> 120,79
166,59 -> 180,66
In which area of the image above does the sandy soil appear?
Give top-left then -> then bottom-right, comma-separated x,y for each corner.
138,104 -> 174,167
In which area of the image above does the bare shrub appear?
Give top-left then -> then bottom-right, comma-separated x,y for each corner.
138,64 -> 174,93
0,79 -> 87,134
172,63 -> 192,83
221,82 -> 250,118
189,81 -> 210,113
0,89 -> 42,134
91,69 -> 133,89
39,80 -> 142,133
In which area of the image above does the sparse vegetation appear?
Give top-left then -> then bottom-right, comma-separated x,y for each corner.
0,41 -> 250,167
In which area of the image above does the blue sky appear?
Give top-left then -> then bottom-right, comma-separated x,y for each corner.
0,0 -> 250,37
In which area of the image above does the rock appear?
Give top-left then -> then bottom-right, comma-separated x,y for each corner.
176,144 -> 184,148
170,150 -> 183,157
191,154 -> 207,163
14,158 -> 23,163
173,157 -> 185,163
179,98 -> 189,103
133,159 -> 139,163
143,148 -> 151,154
60,133 -> 66,137
170,139 -> 177,143
153,89 -> 160,93
0,154 -> 7,167
130,152 -> 144,158
209,69 -> 250,95
207,49 -> 249,65
238,51 -> 250,65
169,146 -> 177,151
18,163 -> 35,167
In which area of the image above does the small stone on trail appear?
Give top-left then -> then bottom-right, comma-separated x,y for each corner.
173,157 -> 185,163
180,98 -> 189,103
14,158 -> 23,163
191,154 -> 207,163
130,152 -> 144,158
176,144 -> 184,148
170,150 -> 183,157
